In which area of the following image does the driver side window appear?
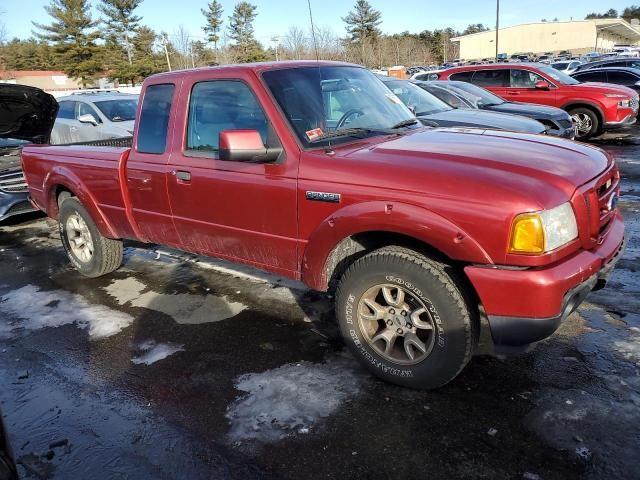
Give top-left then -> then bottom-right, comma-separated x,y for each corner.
186,80 -> 268,153
510,69 -> 545,88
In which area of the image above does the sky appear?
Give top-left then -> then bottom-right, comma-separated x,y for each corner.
0,0 -> 635,46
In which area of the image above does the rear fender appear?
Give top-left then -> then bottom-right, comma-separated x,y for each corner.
301,200 -> 492,291
43,166 -> 117,239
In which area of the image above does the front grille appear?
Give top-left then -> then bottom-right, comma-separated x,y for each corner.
583,167 -> 619,243
0,170 -> 28,193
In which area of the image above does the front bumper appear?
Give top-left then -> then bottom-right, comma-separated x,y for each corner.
603,112 -> 637,130
0,190 -> 35,222
465,213 -> 625,349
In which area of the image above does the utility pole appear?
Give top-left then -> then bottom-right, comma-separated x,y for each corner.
443,34 -> 447,63
495,0 -> 500,61
161,33 -> 172,72
270,36 -> 280,61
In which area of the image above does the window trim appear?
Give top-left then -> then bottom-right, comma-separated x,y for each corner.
135,82 -> 176,155
183,78 -> 277,161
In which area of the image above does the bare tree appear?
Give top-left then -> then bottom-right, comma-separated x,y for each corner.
282,26 -> 307,59
173,25 -> 192,69
0,9 -> 7,45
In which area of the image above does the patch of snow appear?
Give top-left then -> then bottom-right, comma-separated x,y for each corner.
131,340 -> 184,365
613,327 -> 640,365
0,285 -> 133,339
226,356 -> 364,443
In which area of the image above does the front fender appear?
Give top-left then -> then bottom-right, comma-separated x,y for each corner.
301,200 -> 493,291
43,166 -> 117,238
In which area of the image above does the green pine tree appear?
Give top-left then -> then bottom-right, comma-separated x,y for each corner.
342,0 -> 382,43
201,0 -> 223,55
98,0 -> 143,65
33,0 -> 101,86
227,1 -> 265,63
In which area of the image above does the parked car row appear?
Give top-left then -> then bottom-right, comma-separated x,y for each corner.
436,63 -> 639,139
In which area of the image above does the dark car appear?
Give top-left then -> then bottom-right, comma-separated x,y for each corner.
571,67 -> 640,92
573,57 -> 640,73
417,80 -> 575,138
377,76 -> 547,135
0,84 -> 58,222
0,414 -> 17,480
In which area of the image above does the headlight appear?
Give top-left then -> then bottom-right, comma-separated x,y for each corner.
509,202 -> 578,255
605,93 -> 632,108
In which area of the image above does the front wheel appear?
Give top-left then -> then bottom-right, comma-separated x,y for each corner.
59,197 -> 123,278
335,246 -> 477,389
569,107 -> 600,140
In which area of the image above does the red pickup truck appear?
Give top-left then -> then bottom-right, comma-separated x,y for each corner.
22,61 -> 625,389
438,63 -> 639,140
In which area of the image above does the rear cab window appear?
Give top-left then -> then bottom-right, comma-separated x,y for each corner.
449,71 -> 474,82
136,84 -> 175,154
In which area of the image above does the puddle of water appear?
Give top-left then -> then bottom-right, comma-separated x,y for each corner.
226,355 -> 365,443
104,278 -> 247,324
131,340 -> 185,366
0,284 -> 133,340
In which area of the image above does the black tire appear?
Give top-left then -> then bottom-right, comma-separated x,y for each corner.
58,197 -> 123,278
335,246 -> 477,389
568,107 -> 600,140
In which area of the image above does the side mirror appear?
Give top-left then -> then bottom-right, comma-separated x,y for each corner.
78,113 -> 98,126
534,80 -> 550,90
218,129 -> 282,163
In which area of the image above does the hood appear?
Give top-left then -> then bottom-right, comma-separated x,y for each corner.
487,101 -> 570,121
565,82 -> 638,97
337,128 -> 610,209
421,109 -> 545,133
0,84 -> 58,144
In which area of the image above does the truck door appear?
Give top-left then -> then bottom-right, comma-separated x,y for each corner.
125,83 -> 181,246
165,76 -> 299,276
505,68 -> 557,106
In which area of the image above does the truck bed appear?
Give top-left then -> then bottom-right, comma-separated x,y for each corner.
21,139 -> 135,238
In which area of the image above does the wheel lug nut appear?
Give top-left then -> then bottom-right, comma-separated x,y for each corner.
406,322 -> 411,328
396,328 -> 403,334
401,311 -> 407,316
387,320 -> 393,326
389,309 -> 395,315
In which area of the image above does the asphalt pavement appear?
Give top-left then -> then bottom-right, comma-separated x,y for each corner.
0,128 -> 639,480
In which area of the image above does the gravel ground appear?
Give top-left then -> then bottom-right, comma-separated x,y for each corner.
0,128 -> 639,480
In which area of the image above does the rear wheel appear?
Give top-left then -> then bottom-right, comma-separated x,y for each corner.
59,197 -> 123,278
568,107 -> 600,140
335,246 -> 477,389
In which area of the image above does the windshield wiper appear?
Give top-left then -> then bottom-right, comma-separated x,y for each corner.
308,127 -> 376,144
390,119 -> 419,129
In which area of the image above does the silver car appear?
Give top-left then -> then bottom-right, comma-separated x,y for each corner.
51,92 -> 138,144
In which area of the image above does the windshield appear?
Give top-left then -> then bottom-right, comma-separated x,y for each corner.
93,99 -> 138,122
444,81 -> 505,107
537,65 -> 580,85
552,62 -> 570,70
262,66 -> 418,147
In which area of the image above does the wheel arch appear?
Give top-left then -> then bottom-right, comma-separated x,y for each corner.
561,101 -> 605,125
43,168 -> 117,239
301,201 -> 493,292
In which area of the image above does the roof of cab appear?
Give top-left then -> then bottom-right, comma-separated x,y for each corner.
144,60 -> 360,83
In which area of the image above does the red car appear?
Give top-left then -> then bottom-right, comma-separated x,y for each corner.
21,61 -> 625,389
438,63 -> 639,140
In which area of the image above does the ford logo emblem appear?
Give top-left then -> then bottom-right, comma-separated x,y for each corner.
607,193 -> 618,211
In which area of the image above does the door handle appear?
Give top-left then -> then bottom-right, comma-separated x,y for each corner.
172,170 -> 191,182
